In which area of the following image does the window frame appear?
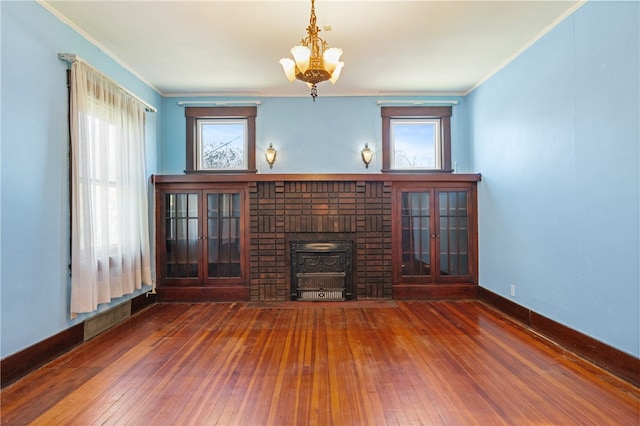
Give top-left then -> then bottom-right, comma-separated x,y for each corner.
381,106 -> 452,172
186,107 -> 257,173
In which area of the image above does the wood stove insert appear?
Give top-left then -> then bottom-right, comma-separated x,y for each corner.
290,241 -> 353,301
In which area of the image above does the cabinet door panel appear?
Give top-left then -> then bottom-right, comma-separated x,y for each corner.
437,190 -> 471,279
400,190 -> 433,279
161,192 -> 202,283
204,192 -> 242,283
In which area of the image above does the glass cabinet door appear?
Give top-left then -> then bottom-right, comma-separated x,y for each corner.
163,192 -> 200,280
206,192 -> 241,281
157,186 -> 246,289
401,191 -> 432,277
437,191 -> 469,277
397,187 -> 473,283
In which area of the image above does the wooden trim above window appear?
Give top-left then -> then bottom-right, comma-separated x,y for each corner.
185,107 -> 257,118
380,106 -> 452,118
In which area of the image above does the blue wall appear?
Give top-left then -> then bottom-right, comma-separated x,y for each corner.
159,96 -> 470,174
1,1 -> 162,358
468,1 -> 639,357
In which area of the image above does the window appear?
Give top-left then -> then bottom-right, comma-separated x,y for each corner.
381,106 -> 452,172
82,114 -> 120,255
69,61 -> 152,314
186,107 -> 257,172
390,119 -> 441,169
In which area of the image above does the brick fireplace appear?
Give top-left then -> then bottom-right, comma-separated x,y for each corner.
249,180 -> 392,301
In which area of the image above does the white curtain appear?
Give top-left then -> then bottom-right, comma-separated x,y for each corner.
70,62 -> 152,315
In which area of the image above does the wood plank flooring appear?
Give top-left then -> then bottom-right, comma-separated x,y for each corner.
2,301 -> 638,425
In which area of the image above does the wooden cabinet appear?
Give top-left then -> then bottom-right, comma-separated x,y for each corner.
392,182 -> 478,298
153,173 -> 480,301
155,183 -> 249,301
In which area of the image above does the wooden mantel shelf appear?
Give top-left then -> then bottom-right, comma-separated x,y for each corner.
151,172 -> 482,184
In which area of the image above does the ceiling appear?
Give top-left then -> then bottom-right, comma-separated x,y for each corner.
42,0 -> 584,98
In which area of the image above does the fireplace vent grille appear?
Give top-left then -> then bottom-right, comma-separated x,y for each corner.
296,272 -> 345,301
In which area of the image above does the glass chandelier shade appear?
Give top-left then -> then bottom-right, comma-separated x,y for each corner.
279,0 -> 344,101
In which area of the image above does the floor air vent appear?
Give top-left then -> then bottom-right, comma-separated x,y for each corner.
83,301 -> 131,341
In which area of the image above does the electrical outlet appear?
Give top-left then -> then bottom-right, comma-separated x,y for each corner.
510,285 -> 516,297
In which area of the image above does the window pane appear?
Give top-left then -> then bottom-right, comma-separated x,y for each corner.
198,120 -> 247,170
390,119 -> 440,169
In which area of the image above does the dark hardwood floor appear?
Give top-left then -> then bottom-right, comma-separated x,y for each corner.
2,301 -> 638,425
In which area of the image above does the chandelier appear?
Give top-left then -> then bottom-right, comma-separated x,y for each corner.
279,0 -> 344,101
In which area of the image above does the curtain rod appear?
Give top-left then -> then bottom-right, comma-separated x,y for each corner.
177,100 -> 262,107
377,100 -> 459,106
58,53 -> 157,113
